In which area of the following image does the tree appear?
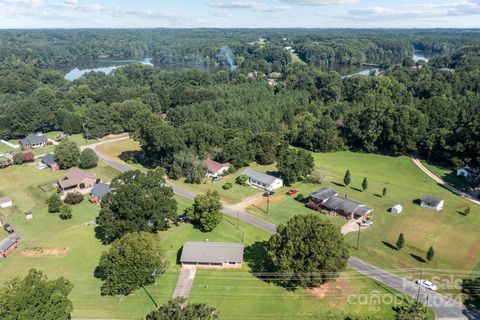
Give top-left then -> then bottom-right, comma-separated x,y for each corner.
47,194 -> 62,213
396,233 -> 405,250
22,151 -> 35,163
59,205 -> 72,220
55,140 -> 80,169
0,269 -> 73,319
64,192 -> 84,205
461,277 -> 480,303
305,167 -> 326,185
97,169 -> 177,243
277,149 -> 314,184
97,232 -> 167,296
187,190 -> 223,232
426,246 -> 434,263
343,170 -> 351,187
236,175 -> 248,186
146,297 -> 218,320
464,207 -> 471,216
12,152 -> 23,164
362,177 -> 368,191
382,187 -> 387,197
78,148 -> 98,169
395,301 -> 428,320
266,215 -> 350,288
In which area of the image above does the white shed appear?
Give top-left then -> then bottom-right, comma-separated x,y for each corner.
24,211 -> 33,220
391,204 -> 403,214
0,197 -> 13,209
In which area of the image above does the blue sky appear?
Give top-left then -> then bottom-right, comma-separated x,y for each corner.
0,0 -> 479,28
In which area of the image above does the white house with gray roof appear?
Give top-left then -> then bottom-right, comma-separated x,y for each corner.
18,133 -> 47,149
180,242 -> 244,269
242,168 -> 283,191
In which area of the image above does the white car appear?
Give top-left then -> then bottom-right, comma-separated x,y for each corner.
416,279 -> 437,291
359,220 -> 373,227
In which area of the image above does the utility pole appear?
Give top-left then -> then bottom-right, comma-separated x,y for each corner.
416,269 -> 423,302
266,193 -> 270,215
356,223 -> 361,250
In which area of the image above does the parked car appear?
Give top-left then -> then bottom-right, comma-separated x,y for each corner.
263,191 -> 275,197
212,176 -> 222,182
4,223 -> 13,233
174,213 -> 188,224
287,189 -> 298,195
416,279 -> 437,291
359,220 -> 373,227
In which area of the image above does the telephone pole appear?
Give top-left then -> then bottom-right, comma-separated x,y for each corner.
416,269 -> 423,302
356,223 -> 361,250
266,193 -> 270,214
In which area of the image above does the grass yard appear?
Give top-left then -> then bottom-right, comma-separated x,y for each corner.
0,142 -> 16,153
421,160 -> 477,191
95,138 -> 146,172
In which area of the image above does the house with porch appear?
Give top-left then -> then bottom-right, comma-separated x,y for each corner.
38,153 -> 59,171
18,133 -> 47,149
308,188 -> 373,220
180,241 -> 244,269
203,159 -> 230,177
242,168 -> 283,191
57,169 -> 97,193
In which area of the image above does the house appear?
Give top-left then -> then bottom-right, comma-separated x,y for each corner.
242,168 -> 283,191
0,233 -> 20,258
39,153 -> 59,171
391,204 -> 403,214
58,169 -> 97,193
180,241 -> 244,269
308,188 -> 373,220
90,183 -> 112,205
420,196 -> 444,211
18,133 -> 47,149
24,211 -> 33,220
457,167 -> 480,182
0,197 -> 12,209
203,159 -> 230,177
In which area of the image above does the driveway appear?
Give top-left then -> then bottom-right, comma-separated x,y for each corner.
172,267 -> 197,299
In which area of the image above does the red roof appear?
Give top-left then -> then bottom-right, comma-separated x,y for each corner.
203,159 -> 230,173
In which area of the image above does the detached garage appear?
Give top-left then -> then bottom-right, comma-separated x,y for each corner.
391,204 -> 403,214
180,242 -> 244,269
0,197 -> 12,209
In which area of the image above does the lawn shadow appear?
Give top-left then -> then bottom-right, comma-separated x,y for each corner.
350,187 -> 363,192
244,241 -> 270,273
176,246 -> 183,265
410,253 -> 426,263
374,193 -> 382,198
382,241 -> 398,251
251,204 -> 267,215
331,181 -> 345,187
265,171 -> 282,179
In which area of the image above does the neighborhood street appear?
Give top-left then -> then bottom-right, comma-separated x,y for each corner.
90,140 -> 475,320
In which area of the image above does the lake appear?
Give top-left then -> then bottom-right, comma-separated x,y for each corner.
65,58 -> 153,81
413,50 -> 429,63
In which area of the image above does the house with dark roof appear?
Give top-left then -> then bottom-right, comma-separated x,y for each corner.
419,195 -> 444,211
457,167 -> 480,183
90,183 -> 112,205
18,134 -> 47,149
308,188 -> 373,220
180,241 -> 244,269
0,233 -> 20,258
242,168 -> 283,191
203,159 -> 230,177
39,153 -> 59,171
57,169 -> 97,193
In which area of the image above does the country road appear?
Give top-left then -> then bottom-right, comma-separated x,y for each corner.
89,140 -> 476,319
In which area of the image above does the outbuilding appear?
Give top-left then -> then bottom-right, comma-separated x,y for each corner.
419,196 -> 444,211
180,241 -> 244,269
0,197 -> 13,209
391,204 -> 403,214
0,233 -> 20,258
24,211 -> 33,220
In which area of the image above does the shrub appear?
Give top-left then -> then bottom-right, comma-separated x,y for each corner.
222,182 -> 233,190
59,205 -> 72,220
47,194 -> 62,213
295,193 -> 305,202
22,151 -> 35,163
235,175 -> 248,186
12,153 -> 24,165
64,192 -> 84,205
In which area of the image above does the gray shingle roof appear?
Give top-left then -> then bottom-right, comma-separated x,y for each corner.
310,188 -> 338,202
19,134 -> 47,146
323,196 -> 372,216
91,183 -> 112,200
242,168 -> 280,186
0,233 -> 20,253
41,153 -> 57,166
420,195 -> 443,207
180,242 -> 244,264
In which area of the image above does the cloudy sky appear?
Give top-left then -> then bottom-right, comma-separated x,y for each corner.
0,0 -> 479,28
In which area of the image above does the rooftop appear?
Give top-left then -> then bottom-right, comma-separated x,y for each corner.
41,153 -> 57,166
203,159 -> 230,173
0,233 -> 20,253
420,195 -> 443,206
91,183 -> 112,201
242,168 -> 280,186
0,196 -> 12,205
180,241 -> 244,264
19,134 -> 47,146
59,169 -> 97,189
310,188 -> 338,202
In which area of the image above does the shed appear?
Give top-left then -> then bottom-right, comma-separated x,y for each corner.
24,211 -> 33,220
0,197 -> 13,209
180,241 -> 244,269
391,204 -> 403,214
420,196 -> 444,211
0,233 -> 20,257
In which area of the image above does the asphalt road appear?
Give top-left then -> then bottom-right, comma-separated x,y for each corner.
91,144 -> 476,319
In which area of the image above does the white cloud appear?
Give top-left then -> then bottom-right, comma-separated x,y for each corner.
0,0 -> 42,6
213,10 -> 232,17
279,0 -> 358,5
206,1 -> 291,12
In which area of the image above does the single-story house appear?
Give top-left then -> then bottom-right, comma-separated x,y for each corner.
203,159 -> 230,177
58,169 -> 97,193
308,188 -> 373,220
18,133 -> 47,149
39,153 -> 59,171
420,196 -> 444,211
0,196 -> 13,209
242,168 -> 283,191
0,233 -> 20,258
90,183 -> 112,205
24,211 -> 33,220
391,204 -> 403,214
180,241 -> 244,269
457,167 -> 480,182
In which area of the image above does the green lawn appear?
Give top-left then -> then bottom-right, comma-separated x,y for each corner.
0,142 -> 16,153
421,160 -> 477,191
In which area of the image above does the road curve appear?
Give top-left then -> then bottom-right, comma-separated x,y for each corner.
91,142 -> 474,319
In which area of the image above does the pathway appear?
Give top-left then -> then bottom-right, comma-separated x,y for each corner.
90,140 -> 474,319
172,267 -> 197,299
411,156 -> 480,206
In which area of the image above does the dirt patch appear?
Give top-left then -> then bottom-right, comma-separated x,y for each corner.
306,273 -> 350,299
22,247 -> 69,257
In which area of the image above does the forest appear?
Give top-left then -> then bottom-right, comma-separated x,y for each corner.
0,29 -> 479,175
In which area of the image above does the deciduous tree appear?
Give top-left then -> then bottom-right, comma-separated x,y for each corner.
187,190 -> 223,232
47,194 -> 62,213
78,148 -> 98,169
146,298 -> 218,320
55,140 -> 80,169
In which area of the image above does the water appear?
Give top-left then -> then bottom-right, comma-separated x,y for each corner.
413,50 -> 429,63
342,68 -> 381,78
64,58 -> 153,81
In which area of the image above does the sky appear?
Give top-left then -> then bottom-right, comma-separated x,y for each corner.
0,0 -> 479,28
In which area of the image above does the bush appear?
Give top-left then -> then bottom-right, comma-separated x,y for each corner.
64,192 -> 84,205
235,175 -> 248,186
295,193 -> 305,202
47,194 -> 62,213
78,148 -> 98,169
59,205 -> 72,220
22,151 -> 35,163
12,153 -> 24,165
222,182 -> 233,190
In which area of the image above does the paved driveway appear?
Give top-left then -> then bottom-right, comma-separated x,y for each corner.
172,267 -> 197,299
